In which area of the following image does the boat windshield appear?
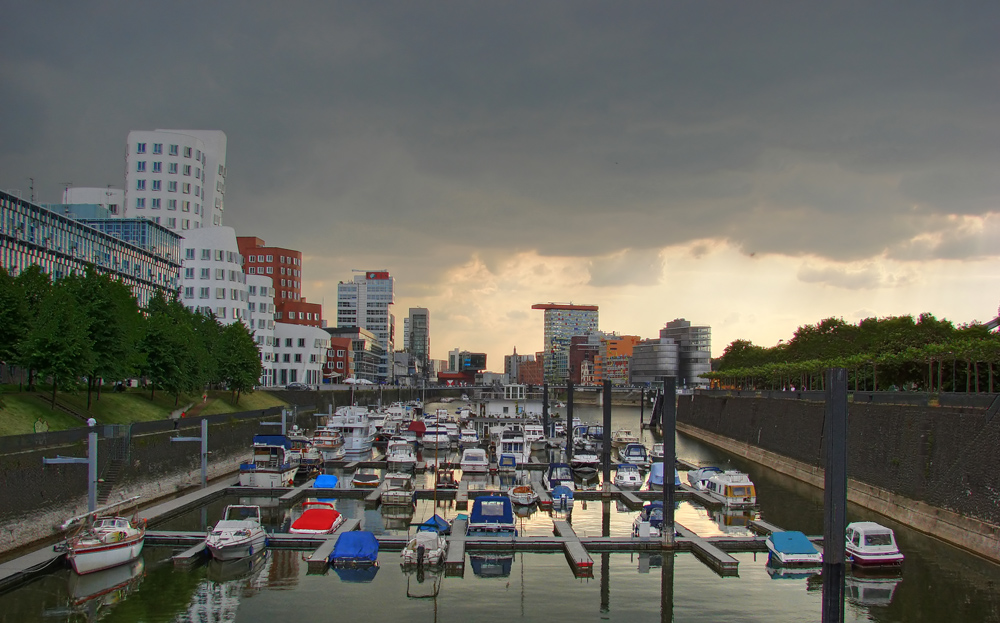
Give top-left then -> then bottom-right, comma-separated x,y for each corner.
864,532 -> 894,546
551,466 -> 572,480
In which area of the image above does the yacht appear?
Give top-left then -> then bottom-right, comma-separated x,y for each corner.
386,437 -> 417,472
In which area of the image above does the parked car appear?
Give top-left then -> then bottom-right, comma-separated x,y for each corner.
285,382 -> 310,390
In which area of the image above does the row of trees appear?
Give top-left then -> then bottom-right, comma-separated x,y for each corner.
0,266 -> 262,407
709,314 -> 1000,393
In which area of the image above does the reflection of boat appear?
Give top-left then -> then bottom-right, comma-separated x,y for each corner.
711,508 -> 757,534
404,565 -> 443,598
632,501 -> 665,538
845,522 -> 904,568
205,550 -> 268,583
766,531 -> 822,567
647,462 -> 680,490
206,505 -> 268,561
705,471 -> 757,507
68,556 -> 144,608
471,553 -> 514,578
401,530 -> 448,566
290,501 -> 345,534
687,466 -> 724,490
614,463 -> 643,489
467,495 -> 517,536
846,573 -> 902,606
765,564 -> 821,580
62,511 -> 147,575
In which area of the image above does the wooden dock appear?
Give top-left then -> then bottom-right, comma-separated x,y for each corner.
552,520 -> 594,577
455,480 -> 469,510
610,484 -> 643,509
279,478 -> 317,505
0,545 -> 64,593
675,524 -> 739,576
444,517 -> 468,577
172,540 -> 207,567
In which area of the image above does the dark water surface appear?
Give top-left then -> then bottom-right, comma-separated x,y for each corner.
2,405 -> 998,622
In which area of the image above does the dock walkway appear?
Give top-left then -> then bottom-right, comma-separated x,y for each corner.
552,520 -> 594,577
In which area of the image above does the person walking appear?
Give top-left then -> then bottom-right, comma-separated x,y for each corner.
87,417 -> 97,427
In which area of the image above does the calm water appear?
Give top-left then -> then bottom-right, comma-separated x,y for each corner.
2,404 -> 998,622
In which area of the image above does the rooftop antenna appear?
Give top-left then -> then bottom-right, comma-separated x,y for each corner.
60,181 -> 74,203
27,177 -> 34,202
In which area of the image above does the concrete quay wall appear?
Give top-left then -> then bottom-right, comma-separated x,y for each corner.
677,394 -> 1000,562
0,407 -> 318,556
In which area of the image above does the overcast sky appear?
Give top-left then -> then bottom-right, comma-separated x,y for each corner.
3,2 -> 999,365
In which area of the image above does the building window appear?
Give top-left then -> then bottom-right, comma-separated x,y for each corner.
152,161 -> 162,173
135,198 -> 145,208
136,179 -> 146,190
184,147 -> 192,158
283,354 -> 291,363
152,180 -> 161,191
183,287 -> 194,299
184,267 -> 194,279
183,165 -> 191,176
169,162 -> 178,174
200,268 -> 210,279
136,143 -> 146,153
136,161 -> 146,172
182,183 -> 191,194
294,354 -> 303,363
182,201 -> 190,212
285,338 -> 292,347
199,287 -> 209,299
151,198 -> 161,209
215,269 -> 225,280
168,181 -> 177,192
231,290 -> 239,301
185,248 -> 195,260
215,288 -> 226,299
298,338 -> 306,347
215,249 -> 224,261
201,249 -> 211,260
182,219 -> 189,230
166,217 -> 176,228
217,307 -> 226,318
153,143 -> 163,154
169,144 -> 179,156
168,199 -> 177,210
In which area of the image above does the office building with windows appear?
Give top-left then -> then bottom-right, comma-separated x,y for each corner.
324,327 -> 383,383
177,226 -> 248,324
246,274 -> 277,386
336,270 -> 395,383
125,129 -> 227,232
273,323 -> 329,388
660,318 -> 712,388
1,190 -> 180,307
237,236 -> 323,328
532,303 -> 599,385
404,307 -> 430,374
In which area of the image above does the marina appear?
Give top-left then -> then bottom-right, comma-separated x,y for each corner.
1,404 -> 998,622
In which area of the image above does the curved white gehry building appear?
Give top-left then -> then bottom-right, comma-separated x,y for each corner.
125,130 -> 227,233
247,274 -> 276,386
178,226 -> 248,325
273,323 -> 329,388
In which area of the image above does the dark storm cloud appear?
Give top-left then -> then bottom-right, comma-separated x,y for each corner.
2,1 -> 999,279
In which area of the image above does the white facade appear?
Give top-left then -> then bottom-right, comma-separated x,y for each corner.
247,274 -> 276,386
62,187 -> 125,216
124,129 -> 227,233
178,226 -> 248,325
273,323 -> 329,388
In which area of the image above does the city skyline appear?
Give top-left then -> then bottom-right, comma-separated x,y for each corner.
3,3 -> 999,365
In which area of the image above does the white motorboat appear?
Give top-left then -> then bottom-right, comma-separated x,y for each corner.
460,448 -> 489,473
239,435 -> 299,487
206,505 -> 268,561
508,483 -> 538,506
386,437 -> 417,472
632,501 -> 666,538
312,426 -> 346,462
458,427 -> 481,448
326,406 -> 375,455
614,463 -> 643,489
61,504 -> 146,575
704,471 -> 757,507
288,426 -> 322,473
289,502 -> 346,534
846,522 -> 904,568
570,451 -> 600,476
686,466 -> 724,490
381,472 -> 415,506
421,425 -> 452,450
523,423 -> 547,450
611,428 -> 639,448
620,443 -> 650,468
766,531 -> 822,567
650,443 -> 664,461
401,530 -> 448,566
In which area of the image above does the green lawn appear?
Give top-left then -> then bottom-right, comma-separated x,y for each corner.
0,385 -> 289,435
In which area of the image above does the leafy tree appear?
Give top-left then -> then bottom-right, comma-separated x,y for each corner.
217,321 -> 263,404
0,267 -> 27,365
13,266 -> 52,390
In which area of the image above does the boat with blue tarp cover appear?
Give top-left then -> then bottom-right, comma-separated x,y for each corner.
632,501 -> 665,537
551,485 -> 574,509
647,462 -> 681,490
766,531 -> 822,567
471,554 -> 513,577
543,463 -> 575,490
466,496 -> 517,537
330,531 -> 379,567
239,436 -> 298,487
416,514 -> 451,535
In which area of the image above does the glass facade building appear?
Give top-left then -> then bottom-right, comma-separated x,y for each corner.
532,303 -> 599,385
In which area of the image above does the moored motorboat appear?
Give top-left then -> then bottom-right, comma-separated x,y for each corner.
632,501 -> 665,538
765,531 -> 822,567
60,503 -> 146,575
650,443 -> 664,461
845,522 -> 904,568
206,505 -> 268,561
686,466 -> 724,490
330,530 -> 380,568
614,463 -> 643,489
551,484 -> 574,509
460,448 -> 489,473
611,428 -> 639,448
543,462 -> 575,491
508,483 -> 538,506
401,530 -> 448,566
312,426 -> 346,462
351,471 -> 381,488
497,453 -> 518,471
289,501 -> 345,534
458,427 -> 481,448
239,435 -> 299,487
620,442 -> 650,468
647,462 -> 681,490
570,451 -> 600,477
467,495 -> 518,536
386,437 -> 417,472
704,471 -> 757,507
381,472 -> 415,506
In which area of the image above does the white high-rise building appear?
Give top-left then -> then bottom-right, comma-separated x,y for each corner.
178,226 -> 248,325
336,270 -> 395,382
124,130 -> 227,233
247,274 -> 276,386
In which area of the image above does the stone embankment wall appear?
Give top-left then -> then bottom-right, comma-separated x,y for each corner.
0,405 -> 319,555
677,394 -> 1000,561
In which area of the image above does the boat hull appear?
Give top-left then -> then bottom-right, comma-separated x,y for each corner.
68,536 -> 145,575
207,532 -> 267,561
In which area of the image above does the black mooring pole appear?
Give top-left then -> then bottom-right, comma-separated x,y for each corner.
822,367 -> 848,623
602,379 -> 612,495
640,387 -> 646,427
661,376 -> 676,548
566,381 -> 574,463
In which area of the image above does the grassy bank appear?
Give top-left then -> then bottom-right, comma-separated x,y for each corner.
0,385 -> 288,435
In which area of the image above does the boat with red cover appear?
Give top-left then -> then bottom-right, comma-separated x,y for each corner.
290,502 -> 346,534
